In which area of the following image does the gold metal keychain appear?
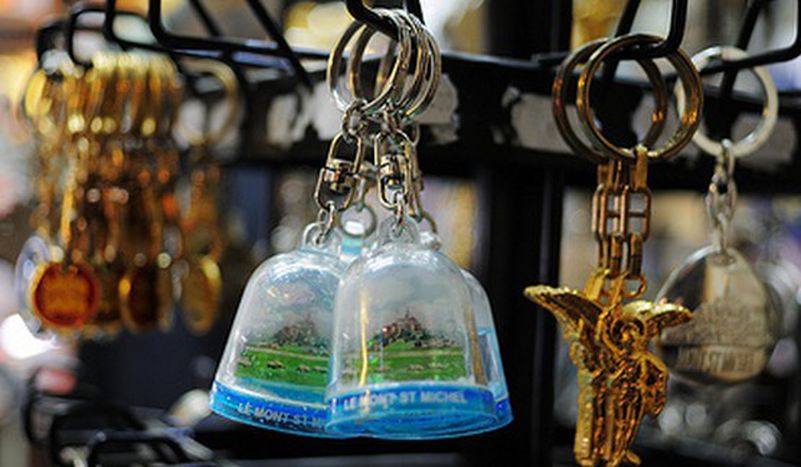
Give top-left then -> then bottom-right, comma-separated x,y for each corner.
525,34 -> 703,467
174,59 -> 237,335
118,55 -> 176,333
29,58 -> 101,333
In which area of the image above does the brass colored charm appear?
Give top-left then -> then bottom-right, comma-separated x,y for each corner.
526,270 -> 691,466
181,254 -> 222,334
31,262 -> 101,330
83,262 -> 125,338
119,263 -> 173,332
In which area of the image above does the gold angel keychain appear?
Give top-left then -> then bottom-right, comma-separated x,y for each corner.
526,34 -> 703,466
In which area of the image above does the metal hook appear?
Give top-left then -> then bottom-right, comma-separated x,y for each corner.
701,0 -> 801,75
345,0 -> 425,38
610,0 -> 688,60
146,0 -> 326,87
535,0 -> 686,67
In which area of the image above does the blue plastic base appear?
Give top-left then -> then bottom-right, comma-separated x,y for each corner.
209,381 -> 348,438
327,383 -> 508,439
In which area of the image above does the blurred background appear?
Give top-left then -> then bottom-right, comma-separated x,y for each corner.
0,0 -> 800,466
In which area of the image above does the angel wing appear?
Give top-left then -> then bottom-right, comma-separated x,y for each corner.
524,285 -> 603,337
623,300 -> 692,339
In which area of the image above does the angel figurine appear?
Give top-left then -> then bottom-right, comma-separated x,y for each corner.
525,270 -> 691,466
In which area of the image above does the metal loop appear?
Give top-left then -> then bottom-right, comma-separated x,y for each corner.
552,38 -> 669,163
341,100 -> 368,140
314,132 -> 365,211
327,9 -> 412,114
675,46 -> 779,159
576,33 -> 703,161
374,131 -> 414,209
338,202 -> 378,239
706,139 -> 737,247
373,11 -> 441,120
313,202 -> 339,245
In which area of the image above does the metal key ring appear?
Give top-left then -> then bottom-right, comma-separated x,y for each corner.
403,15 -> 441,120
327,10 -> 412,114
552,38 -> 669,163
577,33 -> 703,161
351,10 -> 417,111
174,59 -> 239,149
370,12 -> 441,120
348,9 -> 412,115
675,46 -> 778,159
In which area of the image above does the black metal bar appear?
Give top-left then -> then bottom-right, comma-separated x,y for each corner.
637,0 -> 687,58
188,0 -> 223,37
700,0 -> 801,75
146,0 -> 327,61
599,0 -> 641,83
244,0 -> 312,86
707,0 -> 766,140
36,18 -> 67,64
345,0 -> 427,38
406,0 -> 425,24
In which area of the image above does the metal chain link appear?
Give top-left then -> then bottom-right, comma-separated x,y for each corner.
705,139 -> 737,253
591,146 -> 652,299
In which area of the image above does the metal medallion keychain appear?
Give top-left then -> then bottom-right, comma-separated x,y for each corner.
175,60 -> 236,335
656,46 -> 781,385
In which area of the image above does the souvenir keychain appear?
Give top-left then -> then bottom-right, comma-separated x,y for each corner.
340,9 -> 512,436
656,46 -> 781,384
29,54 -> 101,333
207,11 -> 412,435
324,10 -> 502,440
118,55 -> 176,333
175,60 -> 236,335
526,34 -> 703,466
16,52 -> 75,337
81,52 -> 132,339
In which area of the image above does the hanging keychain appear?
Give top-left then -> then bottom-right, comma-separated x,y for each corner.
324,9 -> 503,440
118,55 -> 176,333
174,59 -> 234,335
29,53 -> 101,334
526,33 -> 703,466
81,52 -> 133,339
16,52 -> 76,337
656,46 -> 781,384
208,10 -> 415,436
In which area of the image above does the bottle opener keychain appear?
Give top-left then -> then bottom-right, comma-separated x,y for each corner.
526,33 -> 703,466
656,45 -> 781,385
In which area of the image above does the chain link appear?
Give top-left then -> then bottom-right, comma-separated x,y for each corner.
591,146 -> 652,298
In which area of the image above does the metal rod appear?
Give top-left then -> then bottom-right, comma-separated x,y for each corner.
708,0 -> 767,140
700,0 -> 801,75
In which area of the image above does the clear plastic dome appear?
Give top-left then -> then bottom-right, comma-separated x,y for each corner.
210,225 -> 348,437
462,270 -> 513,432
419,231 -> 512,436
655,246 -> 780,385
326,219 -> 496,438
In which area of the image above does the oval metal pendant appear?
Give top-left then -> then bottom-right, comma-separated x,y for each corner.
655,246 -> 779,384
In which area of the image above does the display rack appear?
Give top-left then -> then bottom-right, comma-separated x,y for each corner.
34,0 -> 801,465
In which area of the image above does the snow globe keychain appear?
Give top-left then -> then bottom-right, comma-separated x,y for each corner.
209,6 -> 414,437
657,46 -> 781,385
325,9 -> 500,440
